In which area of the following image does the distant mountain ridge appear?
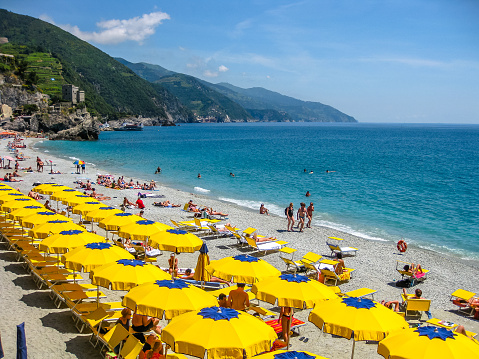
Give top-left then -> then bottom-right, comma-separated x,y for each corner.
118,58 -> 356,123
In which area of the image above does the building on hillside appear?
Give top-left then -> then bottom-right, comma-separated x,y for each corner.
62,84 -> 85,104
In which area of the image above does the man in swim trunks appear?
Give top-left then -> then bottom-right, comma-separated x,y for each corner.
306,202 -> 314,228
297,202 -> 307,232
228,283 -> 250,311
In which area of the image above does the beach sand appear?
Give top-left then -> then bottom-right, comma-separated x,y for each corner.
1,137 -> 478,358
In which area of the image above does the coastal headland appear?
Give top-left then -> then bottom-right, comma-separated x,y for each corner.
0,136 -> 478,359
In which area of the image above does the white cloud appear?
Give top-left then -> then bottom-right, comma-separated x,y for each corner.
203,70 -> 219,78
218,65 -> 229,72
42,12 -> 170,45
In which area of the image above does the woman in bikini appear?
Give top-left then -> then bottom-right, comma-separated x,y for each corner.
278,306 -> 293,343
286,203 -> 294,232
168,253 -> 178,276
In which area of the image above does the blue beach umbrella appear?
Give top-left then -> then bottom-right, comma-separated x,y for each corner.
16,322 -> 27,359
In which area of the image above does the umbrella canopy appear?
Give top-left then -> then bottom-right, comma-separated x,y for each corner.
0,193 -> 30,204
254,351 -> 329,359
34,184 -> 71,195
61,242 -> 134,272
205,254 -> 280,284
377,326 -> 479,359
118,220 -> 173,241
20,211 -> 72,228
193,243 -> 211,282
4,155 -> 15,162
50,189 -> 84,202
28,220 -> 85,239
62,194 -> 94,207
0,183 -> 14,189
1,198 -> 40,212
123,279 -> 217,320
7,205 -> 47,221
71,201 -> 104,216
99,212 -> 143,231
161,306 -> 277,358
252,273 -> 338,309
0,187 -> 20,195
309,296 -> 408,341
148,229 -> 203,253
91,259 -> 170,291
73,160 -> 85,165
38,229 -> 106,254
85,206 -> 123,223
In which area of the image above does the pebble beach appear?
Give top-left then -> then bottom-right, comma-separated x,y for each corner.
1,136 -> 478,359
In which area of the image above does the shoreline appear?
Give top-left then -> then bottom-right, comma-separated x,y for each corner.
34,136 -> 479,268
1,136 -> 478,358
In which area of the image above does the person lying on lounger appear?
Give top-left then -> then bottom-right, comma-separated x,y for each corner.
251,233 -> 278,243
180,269 -> 231,286
403,263 -> 425,279
381,300 -> 400,312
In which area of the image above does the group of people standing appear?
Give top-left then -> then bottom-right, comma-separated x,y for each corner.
285,202 -> 314,232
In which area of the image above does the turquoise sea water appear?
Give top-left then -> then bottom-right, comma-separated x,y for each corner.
35,123 -> 479,260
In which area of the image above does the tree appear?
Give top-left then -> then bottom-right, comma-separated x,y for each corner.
26,71 -> 39,85
23,104 -> 39,115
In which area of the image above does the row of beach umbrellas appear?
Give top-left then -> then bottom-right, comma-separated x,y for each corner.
1,182 -> 478,358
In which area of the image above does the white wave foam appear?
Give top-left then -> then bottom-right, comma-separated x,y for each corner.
194,186 -> 210,193
43,150 -> 49,152
69,156 -> 80,160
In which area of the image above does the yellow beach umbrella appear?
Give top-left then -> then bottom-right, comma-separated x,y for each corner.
39,229 -> 106,254
71,201 -> 103,216
252,273 -> 338,309
193,243 -> 211,282
91,259 -> 170,291
50,189 -> 84,202
7,205 -> 47,221
161,306 -> 277,358
309,297 -> 408,358
205,254 -> 280,284
99,212 -> 142,231
0,193 -> 30,204
0,187 -> 20,195
32,183 -> 72,195
123,279 -> 218,320
377,326 -> 479,359
118,219 -> 173,241
2,198 -> 41,212
0,183 -> 14,189
254,351 -> 329,359
62,194 -> 94,207
35,184 -> 71,195
20,211 -> 72,228
148,229 -> 203,253
61,242 -> 134,272
85,206 -> 123,223
29,220 -> 85,239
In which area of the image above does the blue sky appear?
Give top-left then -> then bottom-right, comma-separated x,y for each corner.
3,0 -> 479,123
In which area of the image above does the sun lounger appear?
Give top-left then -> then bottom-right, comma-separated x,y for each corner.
396,260 -> 429,285
95,323 -> 130,355
119,334 -> 143,359
76,306 -> 111,333
343,288 -> 377,300
247,306 -> 276,319
265,317 -> 306,335
244,236 -> 288,255
178,278 -> 225,290
280,257 -> 305,273
326,237 -> 359,257
401,297 -> 431,319
206,224 -> 231,239
451,289 -> 478,316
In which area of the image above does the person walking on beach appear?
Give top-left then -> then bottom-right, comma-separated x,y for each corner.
297,202 -> 307,232
285,203 -> 295,232
307,202 -> 314,228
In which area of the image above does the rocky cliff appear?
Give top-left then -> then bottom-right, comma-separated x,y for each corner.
0,74 -> 100,140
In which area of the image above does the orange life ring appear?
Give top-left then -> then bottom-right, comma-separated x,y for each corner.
397,240 -> 407,253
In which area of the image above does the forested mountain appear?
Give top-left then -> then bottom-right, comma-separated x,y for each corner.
208,82 -> 357,123
0,9 -> 194,121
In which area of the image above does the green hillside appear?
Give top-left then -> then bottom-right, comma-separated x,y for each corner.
119,59 -> 251,121
210,82 -> 357,123
0,9 -> 193,120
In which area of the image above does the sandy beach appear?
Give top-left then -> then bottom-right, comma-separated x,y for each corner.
1,136 -> 478,359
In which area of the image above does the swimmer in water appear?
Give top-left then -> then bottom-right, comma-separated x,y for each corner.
305,191 -> 311,197
197,173 -> 201,178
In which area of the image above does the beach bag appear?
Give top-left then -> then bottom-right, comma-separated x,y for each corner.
284,207 -> 288,216
105,352 -> 118,359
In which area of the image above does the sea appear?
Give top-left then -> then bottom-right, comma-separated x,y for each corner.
35,123 -> 479,262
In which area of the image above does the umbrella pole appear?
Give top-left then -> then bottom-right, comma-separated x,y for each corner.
351,339 -> 356,359
97,285 -> 100,308
286,307 -> 293,350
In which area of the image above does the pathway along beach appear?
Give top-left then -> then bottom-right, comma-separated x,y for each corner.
1,137 -> 478,359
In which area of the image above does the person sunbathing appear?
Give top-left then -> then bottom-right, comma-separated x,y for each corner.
123,197 -> 136,208
334,253 -> 348,275
154,200 -> 181,208
402,288 -> 432,319
12,170 -> 21,177
403,263 -> 425,279
123,239 -> 137,254
381,300 -> 400,312
180,268 -> 231,286
207,208 -> 228,216
251,233 -> 277,243
28,190 -> 41,200
44,200 -> 57,213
